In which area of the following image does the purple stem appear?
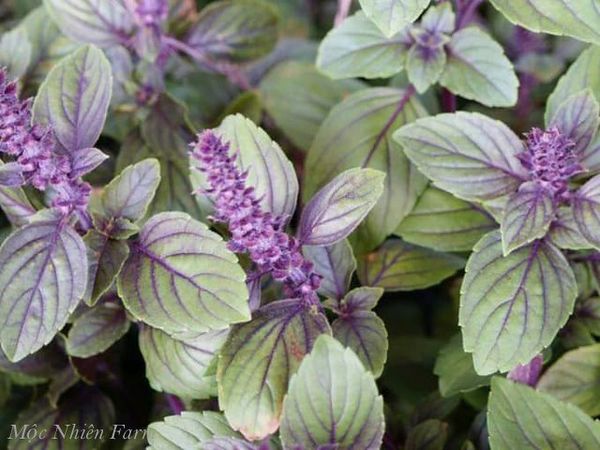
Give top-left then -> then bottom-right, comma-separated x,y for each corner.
163,36 -> 251,90
456,0 -> 484,29
441,88 -> 457,112
165,394 -> 185,415
334,0 -> 353,26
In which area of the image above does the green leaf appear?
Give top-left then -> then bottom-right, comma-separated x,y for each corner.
547,46 -> 600,123
548,206 -> 591,251
305,88 -> 428,251
460,231 -> 577,375
358,0 -> 431,37
83,230 -> 130,305
572,175 -> 600,248
147,411 -> 241,450
407,44 -> 446,94
489,0 -> 600,45
0,182 -> 36,227
439,27 -> 519,107
501,182 -> 555,255
317,12 -> 409,80
488,377 -> 600,449
66,300 -> 130,358
434,334 -> 491,397
358,239 -> 464,291
299,168 -> 385,246
405,419 -> 448,450
259,61 -> 364,150
139,325 -> 226,399
187,0 -> 279,62
97,159 -> 161,224
0,27 -> 32,78
217,300 -> 329,440
537,344 -> 600,416
33,45 -> 112,153
331,287 -> 388,377
304,240 -> 356,300
118,212 -> 250,337
396,186 -> 496,252
0,215 -> 87,362
7,386 -> 115,449
192,114 -> 298,220
280,335 -> 385,450
395,111 -> 527,202
43,0 -> 133,47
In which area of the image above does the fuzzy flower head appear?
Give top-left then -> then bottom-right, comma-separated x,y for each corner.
191,131 -> 321,302
507,354 -> 543,387
517,126 -> 583,200
0,68 -> 90,217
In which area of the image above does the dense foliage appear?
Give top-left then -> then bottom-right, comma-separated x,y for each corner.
0,0 -> 600,449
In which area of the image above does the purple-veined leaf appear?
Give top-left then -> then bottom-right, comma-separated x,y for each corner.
217,299 -> 330,441
358,0 -> 430,37
358,239 -> 464,291
186,0 -> 279,62
316,12 -> 409,80
66,300 -> 130,358
8,386 -> 115,449
501,182 -> 555,255
83,230 -> 130,305
147,411 -> 242,450
259,61 -> 365,151
46,365 -> 79,408
191,114 -> 298,221
547,89 -> 600,157
305,88 -> 428,252
434,334 -> 491,397
299,168 -> 385,246
420,2 -> 454,33
33,45 -> 113,153
0,162 -> 24,187
304,240 -> 356,301
0,340 -> 69,382
439,27 -> 519,107
203,437 -> 259,450
405,419 -> 448,450
97,159 -> 161,224
537,343 -> 600,416
280,335 -> 385,450
0,182 -> 36,227
488,377 -> 600,449
572,174 -> 600,249
489,0 -> 600,46
395,186 -> 497,252
70,147 -> 109,178
118,212 -> 250,336
406,43 -> 447,94
548,206 -> 591,250
0,213 -> 88,362
43,0 -> 133,47
460,231 -> 577,375
330,287 -> 388,377
395,112 -> 527,202
139,324 -> 227,400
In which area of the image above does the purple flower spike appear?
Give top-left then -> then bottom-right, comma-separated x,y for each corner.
507,354 -> 544,387
518,126 -> 583,201
0,68 -> 91,218
191,130 -> 321,303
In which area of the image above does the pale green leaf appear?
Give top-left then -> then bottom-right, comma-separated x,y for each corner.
317,12 -> 409,80
304,240 -> 356,300
460,231 -> 577,375
217,300 -> 329,440
359,0 -> 431,37
358,239 -> 464,291
537,344 -> 600,416
396,186 -> 496,252
407,45 -> 446,94
280,335 -> 385,450
139,325 -> 227,399
439,27 -> 518,107
488,377 -> 600,449
0,27 -> 32,78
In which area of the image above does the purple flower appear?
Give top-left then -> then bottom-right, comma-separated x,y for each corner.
190,130 -> 321,302
0,69 -> 91,217
507,354 -> 544,387
517,126 -> 583,201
